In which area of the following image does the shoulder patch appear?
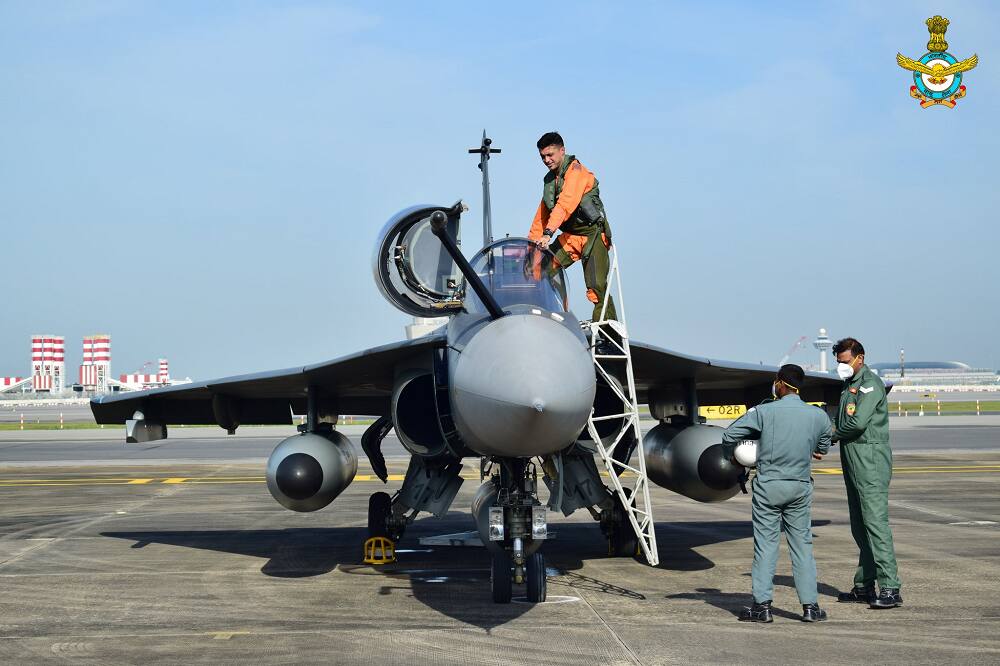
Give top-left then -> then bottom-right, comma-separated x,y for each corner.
859,386 -> 874,394
849,387 -> 858,394
846,403 -> 857,416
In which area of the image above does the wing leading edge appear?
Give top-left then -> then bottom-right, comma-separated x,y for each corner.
630,340 -> 842,409
90,334 -> 446,426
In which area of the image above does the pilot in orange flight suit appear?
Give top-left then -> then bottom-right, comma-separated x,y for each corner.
528,132 -> 616,322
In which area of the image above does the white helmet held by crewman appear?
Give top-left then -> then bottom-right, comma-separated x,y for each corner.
734,440 -> 758,468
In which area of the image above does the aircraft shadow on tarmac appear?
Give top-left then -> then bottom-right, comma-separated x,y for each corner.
653,519 -> 831,572
102,516 -> 828,630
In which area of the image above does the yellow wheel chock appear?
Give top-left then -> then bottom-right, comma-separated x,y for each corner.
363,536 -> 396,565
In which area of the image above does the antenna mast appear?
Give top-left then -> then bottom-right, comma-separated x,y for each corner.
468,130 -> 501,247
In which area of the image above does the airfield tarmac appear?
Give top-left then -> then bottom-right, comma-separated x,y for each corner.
2,420 -> 999,664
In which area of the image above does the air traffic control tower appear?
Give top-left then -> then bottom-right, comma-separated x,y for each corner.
813,328 -> 833,373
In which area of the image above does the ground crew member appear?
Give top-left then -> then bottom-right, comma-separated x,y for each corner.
832,337 -> 902,609
722,364 -> 832,623
528,132 -> 616,322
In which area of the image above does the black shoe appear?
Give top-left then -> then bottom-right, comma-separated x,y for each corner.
801,603 -> 828,622
837,585 -> 875,604
738,601 -> 773,623
870,588 -> 902,609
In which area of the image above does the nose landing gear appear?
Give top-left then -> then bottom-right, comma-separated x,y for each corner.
481,459 -> 549,603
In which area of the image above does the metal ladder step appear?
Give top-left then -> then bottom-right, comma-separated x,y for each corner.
583,248 -> 659,567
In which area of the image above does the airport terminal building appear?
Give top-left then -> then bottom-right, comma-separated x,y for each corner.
871,361 -> 1000,390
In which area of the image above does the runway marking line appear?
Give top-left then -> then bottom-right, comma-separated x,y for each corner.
208,631 -> 251,640
2,465 -> 1000,487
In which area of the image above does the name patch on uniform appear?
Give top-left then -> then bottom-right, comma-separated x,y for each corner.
859,386 -> 874,394
849,387 -> 858,394
846,403 -> 857,416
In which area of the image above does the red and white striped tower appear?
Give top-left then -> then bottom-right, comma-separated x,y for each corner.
79,334 -> 111,393
157,358 -> 169,384
31,335 -> 65,393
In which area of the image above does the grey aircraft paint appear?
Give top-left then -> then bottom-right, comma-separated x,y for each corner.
449,312 -> 595,458
88,134 -> 843,603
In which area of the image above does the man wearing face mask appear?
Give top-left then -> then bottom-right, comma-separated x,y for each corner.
721,364 -> 832,623
831,337 -> 901,609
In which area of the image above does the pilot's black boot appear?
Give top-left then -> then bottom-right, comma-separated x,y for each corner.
870,587 -> 902,609
801,603 -> 828,622
738,600 -> 773,623
837,585 -> 876,604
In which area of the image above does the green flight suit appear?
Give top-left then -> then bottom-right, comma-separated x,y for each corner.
722,394 -> 832,604
835,364 -> 900,590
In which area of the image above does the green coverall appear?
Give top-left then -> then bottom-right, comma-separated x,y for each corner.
722,394 -> 832,604
835,365 -> 900,590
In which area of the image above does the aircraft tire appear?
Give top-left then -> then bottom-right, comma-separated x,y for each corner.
526,551 -> 547,603
491,552 -> 513,604
609,488 -> 639,558
367,492 -> 391,538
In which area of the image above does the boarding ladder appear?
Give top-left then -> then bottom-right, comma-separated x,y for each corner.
584,247 -> 659,566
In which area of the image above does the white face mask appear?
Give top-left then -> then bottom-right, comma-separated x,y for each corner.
836,362 -> 855,380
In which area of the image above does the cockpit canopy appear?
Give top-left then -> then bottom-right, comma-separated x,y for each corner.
465,239 -> 569,315
373,205 -> 568,317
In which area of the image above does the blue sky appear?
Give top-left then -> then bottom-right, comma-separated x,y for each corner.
1,1 -> 997,380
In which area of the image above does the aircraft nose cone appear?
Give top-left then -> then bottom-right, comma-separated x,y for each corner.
451,314 -> 596,457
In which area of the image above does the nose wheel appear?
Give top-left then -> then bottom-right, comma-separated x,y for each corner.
491,552 -> 512,603
526,551 -> 547,602
491,550 -> 547,603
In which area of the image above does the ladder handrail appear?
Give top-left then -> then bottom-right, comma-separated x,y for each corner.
586,247 -> 659,566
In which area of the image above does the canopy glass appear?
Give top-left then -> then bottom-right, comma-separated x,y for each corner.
465,238 -> 569,314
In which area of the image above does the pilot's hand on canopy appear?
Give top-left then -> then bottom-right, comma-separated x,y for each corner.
536,234 -> 552,250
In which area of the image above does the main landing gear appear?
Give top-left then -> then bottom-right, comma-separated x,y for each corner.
602,487 -> 640,558
364,491 -> 399,564
363,455 -> 466,565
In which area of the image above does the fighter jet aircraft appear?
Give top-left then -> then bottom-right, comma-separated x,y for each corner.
92,134 -> 842,604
